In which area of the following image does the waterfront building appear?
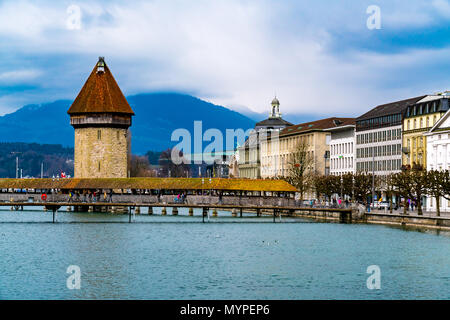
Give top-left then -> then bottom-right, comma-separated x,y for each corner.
238,97 -> 292,179
425,101 -> 450,212
402,94 -> 449,169
324,120 -> 356,176
68,57 -> 135,178
355,96 -> 426,183
260,117 -> 354,181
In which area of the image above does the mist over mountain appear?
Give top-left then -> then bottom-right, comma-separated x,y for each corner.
235,104 -> 320,124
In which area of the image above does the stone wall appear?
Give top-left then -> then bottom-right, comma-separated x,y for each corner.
365,212 -> 450,228
74,127 -> 129,178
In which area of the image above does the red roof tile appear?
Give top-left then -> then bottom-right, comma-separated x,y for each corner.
68,58 -> 135,115
280,117 -> 355,136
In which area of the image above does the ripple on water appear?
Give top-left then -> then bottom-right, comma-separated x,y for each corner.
0,209 -> 449,299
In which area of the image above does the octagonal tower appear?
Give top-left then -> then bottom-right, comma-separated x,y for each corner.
68,57 -> 135,178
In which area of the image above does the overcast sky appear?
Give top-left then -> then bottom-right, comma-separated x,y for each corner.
0,0 -> 449,117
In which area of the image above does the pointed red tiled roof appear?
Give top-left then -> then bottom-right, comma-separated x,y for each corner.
68,58 -> 135,115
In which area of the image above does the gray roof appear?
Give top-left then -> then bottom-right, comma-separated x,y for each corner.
255,117 -> 293,128
356,95 -> 427,121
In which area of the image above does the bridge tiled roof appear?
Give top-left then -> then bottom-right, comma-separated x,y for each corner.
67,59 -> 135,115
0,178 -> 297,192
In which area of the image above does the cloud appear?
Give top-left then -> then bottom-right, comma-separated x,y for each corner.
0,69 -> 42,84
433,0 -> 450,18
0,0 -> 449,119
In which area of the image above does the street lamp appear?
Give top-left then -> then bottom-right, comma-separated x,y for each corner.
202,178 -> 204,204
372,153 -> 375,209
352,175 -> 355,204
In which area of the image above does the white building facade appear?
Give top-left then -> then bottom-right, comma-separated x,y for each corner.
425,109 -> 450,212
325,124 -> 356,175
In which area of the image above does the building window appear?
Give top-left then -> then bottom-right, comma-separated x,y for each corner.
98,161 -> 101,172
97,130 -> 101,140
117,131 -> 120,140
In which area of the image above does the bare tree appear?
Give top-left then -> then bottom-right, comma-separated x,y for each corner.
159,148 -> 190,177
427,170 -> 450,216
353,172 -> 374,205
391,170 -> 414,215
410,166 -> 428,215
130,155 -> 156,177
284,140 -> 314,202
313,174 -> 340,203
384,174 -> 396,213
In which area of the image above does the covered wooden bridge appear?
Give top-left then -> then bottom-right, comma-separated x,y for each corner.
0,178 -> 355,224
0,177 -> 298,207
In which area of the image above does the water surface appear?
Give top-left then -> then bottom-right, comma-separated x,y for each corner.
0,207 -> 449,299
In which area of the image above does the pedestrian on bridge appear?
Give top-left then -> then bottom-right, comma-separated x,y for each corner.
108,189 -> 113,203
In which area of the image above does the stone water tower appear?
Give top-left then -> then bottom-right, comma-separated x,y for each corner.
68,57 -> 135,178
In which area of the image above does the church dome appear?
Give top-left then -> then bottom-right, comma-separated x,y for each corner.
271,97 -> 280,105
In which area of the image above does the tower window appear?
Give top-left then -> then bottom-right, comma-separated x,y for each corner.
117,131 -> 120,140
98,161 -> 101,172
98,130 -> 101,140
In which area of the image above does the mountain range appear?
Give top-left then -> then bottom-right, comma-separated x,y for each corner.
0,92 -> 318,154
0,93 -> 256,154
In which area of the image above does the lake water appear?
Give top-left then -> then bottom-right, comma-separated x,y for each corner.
0,207 -> 449,299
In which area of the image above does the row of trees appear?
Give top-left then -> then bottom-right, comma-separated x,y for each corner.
312,173 -> 374,205
390,166 -> 450,216
283,140 -> 450,216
